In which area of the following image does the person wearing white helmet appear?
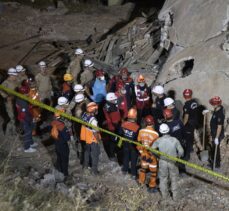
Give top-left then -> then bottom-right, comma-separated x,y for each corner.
35,61 -> 53,104
151,85 -> 167,129
66,48 -> 84,83
16,65 -> 28,84
103,92 -> 121,161
152,123 -> 184,201
80,59 -> 94,85
73,84 -> 85,93
164,97 -> 180,120
0,68 -> 19,134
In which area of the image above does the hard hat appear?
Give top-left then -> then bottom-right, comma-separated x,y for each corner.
183,89 -> 192,99
57,96 -> 69,106
18,86 -> 30,94
163,108 -> 173,119
152,85 -> 164,95
86,102 -> 98,113
73,84 -> 85,92
38,61 -> 46,67
209,96 -> 222,106
137,74 -> 145,83
159,123 -> 170,134
119,67 -> 128,75
95,69 -> 104,77
74,93 -> 85,103
116,81 -> 124,90
63,73 -> 73,82
144,115 -> 155,125
128,108 -> 137,119
164,97 -> 174,107
106,92 -> 117,101
16,65 -> 26,72
84,59 -> 94,67
75,48 -> 83,55
7,67 -> 18,76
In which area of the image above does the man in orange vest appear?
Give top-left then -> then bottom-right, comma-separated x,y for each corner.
137,115 -> 159,193
120,108 -> 140,179
81,102 -> 101,175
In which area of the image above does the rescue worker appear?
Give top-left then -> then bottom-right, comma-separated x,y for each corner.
35,61 -> 53,105
80,59 -> 94,85
182,89 -> 198,160
163,108 -> 186,174
81,102 -> 101,175
152,123 -> 184,200
137,115 -> 159,193
0,68 -> 19,134
50,108 -> 70,177
151,85 -> 166,129
16,65 -> 28,84
16,85 -> 38,153
66,48 -> 84,83
207,96 -> 225,169
120,108 -> 140,179
115,81 -> 128,120
134,74 -> 151,124
62,73 -> 74,101
164,97 -> 180,120
103,92 -> 121,161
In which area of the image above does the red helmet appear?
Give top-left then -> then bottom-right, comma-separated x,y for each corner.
95,69 -> 104,77
87,102 -> 98,113
18,86 -> 30,94
119,67 -> 128,75
209,96 -> 222,106
128,108 -> 137,119
137,74 -> 145,83
163,108 -> 173,120
183,89 -> 193,99
144,115 -> 154,125
116,81 -> 124,90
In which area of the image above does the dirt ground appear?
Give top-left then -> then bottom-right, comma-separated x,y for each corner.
0,2 -> 228,211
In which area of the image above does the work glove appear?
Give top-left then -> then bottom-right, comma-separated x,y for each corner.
214,138 -> 219,145
202,109 -> 210,115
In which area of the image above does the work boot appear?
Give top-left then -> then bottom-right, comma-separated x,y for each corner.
24,148 -> 37,153
30,143 -> 38,148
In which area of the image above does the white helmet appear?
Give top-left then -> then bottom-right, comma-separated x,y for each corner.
73,84 -> 85,93
16,65 -> 26,73
164,97 -> 174,107
159,123 -> 170,134
84,59 -> 94,67
106,92 -> 117,101
152,85 -> 164,95
57,97 -> 69,106
75,48 -> 84,55
74,93 -> 85,103
7,68 -> 18,76
38,61 -> 46,67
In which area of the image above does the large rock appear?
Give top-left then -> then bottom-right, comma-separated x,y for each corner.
159,0 -> 229,47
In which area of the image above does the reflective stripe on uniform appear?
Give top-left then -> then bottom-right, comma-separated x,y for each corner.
149,164 -> 157,168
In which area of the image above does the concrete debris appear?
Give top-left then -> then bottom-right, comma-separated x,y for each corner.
56,183 -> 69,195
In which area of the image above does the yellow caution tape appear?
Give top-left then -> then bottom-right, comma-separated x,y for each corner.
0,84 -> 228,183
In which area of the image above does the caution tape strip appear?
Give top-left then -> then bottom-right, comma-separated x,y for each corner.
0,84 -> 228,183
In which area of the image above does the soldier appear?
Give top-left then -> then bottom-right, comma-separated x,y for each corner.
66,48 -> 84,83
0,68 -> 19,134
80,59 -> 94,85
152,123 -> 184,200
35,61 -> 53,105
16,65 -> 28,84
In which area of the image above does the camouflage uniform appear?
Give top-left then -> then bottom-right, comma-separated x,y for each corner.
66,55 -> 83,83
80,68 -> 94,85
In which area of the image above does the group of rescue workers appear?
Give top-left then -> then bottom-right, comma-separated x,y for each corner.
0,47 -> 226,200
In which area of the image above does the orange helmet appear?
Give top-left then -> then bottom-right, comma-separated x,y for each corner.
127,108 -> 137,119
209,96 -> 222,106
144,115 -> 154,125
183,89 -> 193,99
87,102 -> 98,113
137,74 -> 145,83
163,108 -> 173,120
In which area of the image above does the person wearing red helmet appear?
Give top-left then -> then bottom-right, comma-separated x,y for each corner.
182,89 -> 199,160
137,115 -> 159,193
16,85 -> 38,153
120,108 -> 140,179
134,74 -> 151,124
209,96 -> 225,169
